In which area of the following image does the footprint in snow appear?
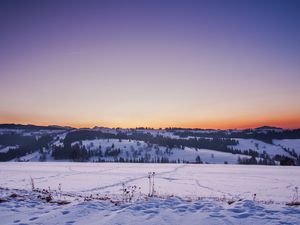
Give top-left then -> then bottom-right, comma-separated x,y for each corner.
232,213 -> 252,219
28,204 -> 37,208
29,217 -> 39,221
143,209 -> 159,215
227,208 -> 245,214
175,206 -> 188,213
11,208 -> 20,212
264,209 -> 279,215
192,203 -> 204,210
209,213 -> 225,218
62,210 -> 70,215
130,205 -> 144,211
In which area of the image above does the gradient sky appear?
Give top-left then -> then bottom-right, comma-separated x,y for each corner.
0,0 -> 300,129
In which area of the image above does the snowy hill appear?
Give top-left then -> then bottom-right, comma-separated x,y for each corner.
273,139 -> 300,155
230,138 -> 290,157
0,124 -> 299,165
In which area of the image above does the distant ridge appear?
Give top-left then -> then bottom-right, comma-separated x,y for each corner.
0,123 -> 73,130
254,126 -> 283,130
1,123 -> 299,131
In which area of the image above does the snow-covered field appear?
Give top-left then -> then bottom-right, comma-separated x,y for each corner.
0,163 -> 300,225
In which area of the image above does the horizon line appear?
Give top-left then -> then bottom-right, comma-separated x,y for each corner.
1,122 -> 299,130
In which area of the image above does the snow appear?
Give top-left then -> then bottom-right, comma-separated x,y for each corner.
0,129 -> 24,134
135,129 -> 182,139
273,139 -> 300,155
1,191 -> 300,225
231,138 -> 290,157
11,152 -> 41,162
51,132 -> 68,148
0,163 -> 299,203
0,145 -> 19,153
0,162 -> 299,225
74,139 -> 145,151
52,140 -> 64,147
71,139 -> 250,164
164,148 -> 250,164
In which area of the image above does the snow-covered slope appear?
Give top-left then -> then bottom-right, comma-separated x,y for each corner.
0,145 -> 19,153
72,138 -> 250,164
231,138 -> 290,157
1,126 -> 299,164
273,139 -> 300,155
163,148 -> 250,164
16,152 -> 41,162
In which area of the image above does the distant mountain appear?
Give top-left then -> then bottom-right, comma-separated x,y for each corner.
254,126 -> 283,130
0,124 -> 73,130
1,124 -> 296,132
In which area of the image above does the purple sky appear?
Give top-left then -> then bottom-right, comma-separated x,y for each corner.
1,0 -> 300,128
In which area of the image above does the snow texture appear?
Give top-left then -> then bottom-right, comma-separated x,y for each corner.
273,139 -> 300,155
0,162 -> 300,225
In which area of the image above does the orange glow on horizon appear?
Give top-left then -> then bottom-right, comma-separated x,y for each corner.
1,117 -> 300,130
1,108 -> 300,130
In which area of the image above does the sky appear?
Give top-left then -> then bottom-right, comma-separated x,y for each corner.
0,0 -> 300,129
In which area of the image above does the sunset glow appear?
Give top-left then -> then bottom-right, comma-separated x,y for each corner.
1,0 -> 300,129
